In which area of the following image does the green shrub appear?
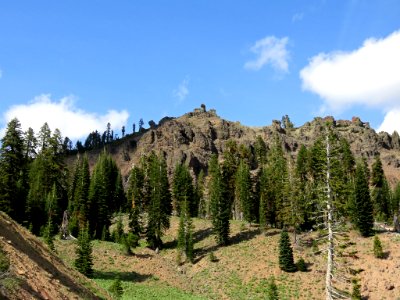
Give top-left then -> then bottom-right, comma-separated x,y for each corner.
351,278 -> 361,300
108,278 -> 123,299
0,246 -> 10,273
266,276 -> 279,300
296,257 -> 307,272
373,235 -> 384,258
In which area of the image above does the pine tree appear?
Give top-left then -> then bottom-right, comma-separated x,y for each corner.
43,217 -> 55,251
266,276 -> 279,300
278,229 -> 296,272
0,118 -> 27,222
371,156 -> 390,221
176,198 -> 194,264
195,170 -> 206,218
146,153 -> 172,249
172,163 -> 195,216
221,140 -> 239,218
254,135 -> 267,166
234,159 -> 253,223
109,278 -> 124,299
209,154 -> 230,246
373,235 -> 384,258
74,223 -> 94,277
26,123 -> 68,235
353,162 -> 374,237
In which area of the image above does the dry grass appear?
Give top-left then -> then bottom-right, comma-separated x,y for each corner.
56,216 -> 400,299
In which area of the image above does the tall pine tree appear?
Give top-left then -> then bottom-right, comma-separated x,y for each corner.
209,154 -> 230,246
353,162 -> 374,237
0,118 -> 27,222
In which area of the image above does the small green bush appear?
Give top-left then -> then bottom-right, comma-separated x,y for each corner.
0,246 -> 10,273
108,278 -> 123,299
296,257 -> 307,272
351,278 -> 361,300
373,235 -> 384,258
208,251 -> 218,262
266,276 -> 279,300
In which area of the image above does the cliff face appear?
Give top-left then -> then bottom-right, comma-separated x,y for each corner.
74,107 -> 400,186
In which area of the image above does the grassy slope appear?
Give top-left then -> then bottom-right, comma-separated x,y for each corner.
56,216 -> 400,300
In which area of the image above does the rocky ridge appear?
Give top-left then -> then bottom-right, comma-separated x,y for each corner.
75,106 -> 400,186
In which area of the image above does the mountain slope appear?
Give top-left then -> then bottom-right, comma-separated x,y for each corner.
0,212 -> 110,300
69,106 -> 400,186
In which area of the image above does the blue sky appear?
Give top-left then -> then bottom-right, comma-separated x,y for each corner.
1,1 -> 400,141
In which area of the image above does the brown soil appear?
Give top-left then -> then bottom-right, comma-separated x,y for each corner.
56,217 -> 400,300
0,212 -> 110,300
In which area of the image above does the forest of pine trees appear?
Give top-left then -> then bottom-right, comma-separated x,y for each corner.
1,117 -> 400,288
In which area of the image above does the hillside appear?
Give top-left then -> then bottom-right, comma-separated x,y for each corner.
0,212 -> 110,300
55,215 -> 400,300
68,106 -> 400,186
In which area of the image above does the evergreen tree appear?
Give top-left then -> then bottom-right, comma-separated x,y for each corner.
259,136 -> 288,229
109,278 -> 124,299
373,235 -> 384,258
26,123 -> 68,234
0,118 -> 27,222
221,140 -> 239,218
43,217 -> 55,251
371,156 -> 390,221
234,159 -> 253,223
294,145 -> 313,230
254,135 -> 267,166
127,166 -> 145,211
209,154 -> 230,246
146,153 -> 172,249
278,229 -> 296,272
266,276 -> 279,300
177,198 -> 194,264
353,162 -> 374,237
172,163 -> 195,216
74,223 -> 94,277
195,170 -> 206,218
70,155 -> 91,229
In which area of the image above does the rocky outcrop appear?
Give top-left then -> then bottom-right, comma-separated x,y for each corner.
76,107 -> 400,186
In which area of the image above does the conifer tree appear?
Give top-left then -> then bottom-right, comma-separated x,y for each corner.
0,118 -> 27,222
234,159 -> 253,223
373,235 -> 384,258
74,223 -> 94,277
195,170 -> 206,218
266,276 -> 279,300
43,217 -> 55,251
209,154 -> 230,246
221,140 -> 239,218
26,124 -> 68,234
146,153 -> 172,249
259,136 -> 288,229
278,229 -> 296,272
172,163 -> 196,216
109,278 -> 124,299
254,135 -> 267,166
177,198 -> 194,264
127,166 -> 145,212
371,156 -> 390,221
353,162 -> 374,237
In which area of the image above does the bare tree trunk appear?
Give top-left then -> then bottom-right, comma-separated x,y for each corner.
325,135 -> 334,300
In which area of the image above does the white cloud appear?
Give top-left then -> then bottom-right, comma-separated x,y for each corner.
1,94 -> 129,141
377,108 -> 400,134
300,30 -> 400,111
173,78 -> 189,102
292,13 -> 304,23
244,36 -> 290,73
